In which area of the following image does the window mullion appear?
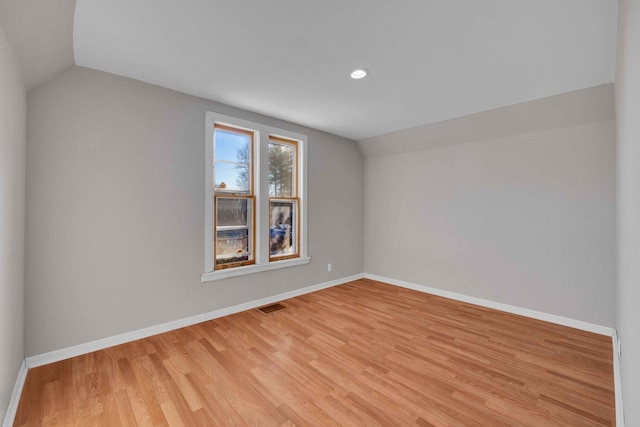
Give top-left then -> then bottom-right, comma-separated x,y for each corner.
256,131 -> 271,265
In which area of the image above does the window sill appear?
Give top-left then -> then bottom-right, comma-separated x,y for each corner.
201,257 -> 311,282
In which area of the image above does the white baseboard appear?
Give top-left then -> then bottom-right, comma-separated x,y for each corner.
363,273 -> 615,337
2,359 -> 27,427
26,271 -> 614,368
612,330 -> 624,426
26,273 -> 364,368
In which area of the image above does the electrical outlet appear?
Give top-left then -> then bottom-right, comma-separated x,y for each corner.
327,263 -> 332,272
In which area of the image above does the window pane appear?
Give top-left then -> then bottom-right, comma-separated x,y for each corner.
216,198 -> 248,227
214,161 -> 250,193
215,128 -> 251,163
269,142 -> 294,197
216,229 -> 249,265
270,200 -> 296,257
214,127 -> 250,193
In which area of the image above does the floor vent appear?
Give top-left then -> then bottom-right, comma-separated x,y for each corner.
257,303 -> 286,315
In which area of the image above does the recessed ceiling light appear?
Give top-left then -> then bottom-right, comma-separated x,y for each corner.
350,68 -> 368,79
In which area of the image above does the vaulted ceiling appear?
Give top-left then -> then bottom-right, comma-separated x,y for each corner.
1,0 -> 618,140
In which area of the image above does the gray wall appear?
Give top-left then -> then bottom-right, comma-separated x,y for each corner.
0,25 -> 26,422
25,66 -> 363,357
359,87 -> 616,327
616,0 -> 640,423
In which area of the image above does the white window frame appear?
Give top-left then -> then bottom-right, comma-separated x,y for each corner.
202,112 -> 309,282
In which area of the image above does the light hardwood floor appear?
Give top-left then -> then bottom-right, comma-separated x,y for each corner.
14,279 -> 615,426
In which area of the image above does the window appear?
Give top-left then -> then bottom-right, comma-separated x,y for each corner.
269,136 -> 299,260
203,113 -> 309,281
214,125 -> 255,269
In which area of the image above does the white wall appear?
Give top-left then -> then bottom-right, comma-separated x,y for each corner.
0,25 -> 26,422
360,89 -> 616,327
25,66 -> 363,357
616,0 -> 640,424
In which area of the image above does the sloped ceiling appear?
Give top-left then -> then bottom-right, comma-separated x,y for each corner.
358,84 -> 616,157
73,0 -> 617,140
1,0 -> 618,140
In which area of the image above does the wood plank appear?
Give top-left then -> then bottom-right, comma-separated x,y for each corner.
14,279 -> 615,426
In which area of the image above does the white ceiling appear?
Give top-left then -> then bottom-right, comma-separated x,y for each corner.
14,0 -> 618,140
73,0 -> 618,140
